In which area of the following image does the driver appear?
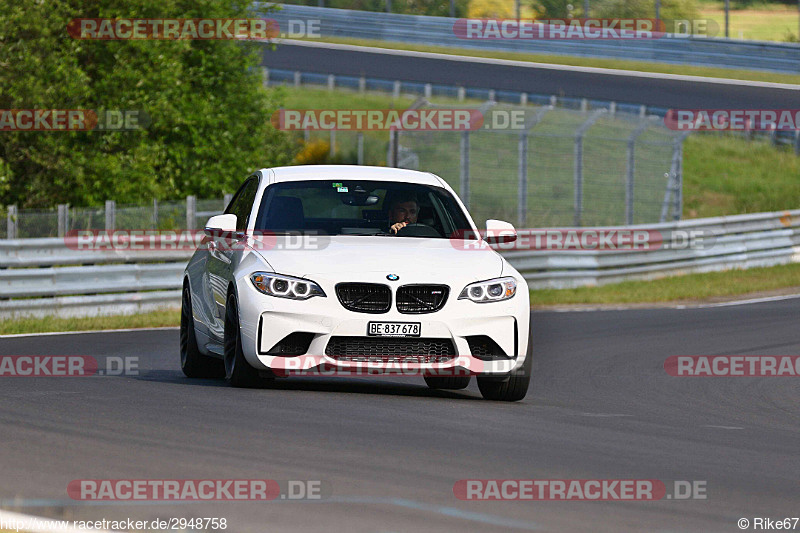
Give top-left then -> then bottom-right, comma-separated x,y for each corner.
387,193 -> 419,234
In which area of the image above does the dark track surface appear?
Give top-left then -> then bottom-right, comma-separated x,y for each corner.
1,298 -> 799,532
261,42 -> 800,109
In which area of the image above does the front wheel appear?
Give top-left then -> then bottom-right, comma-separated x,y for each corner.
477,332 -> 533,402
223,293 -> 265,388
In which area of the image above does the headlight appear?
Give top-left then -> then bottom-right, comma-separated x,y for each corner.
250,272 -> 325,300
459,277 -> 517,303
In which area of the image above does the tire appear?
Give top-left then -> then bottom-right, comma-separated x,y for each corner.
477,331 -> 533,402
180,286 -> 225,379
424,375 -> 471,390
223,292 -> 264,388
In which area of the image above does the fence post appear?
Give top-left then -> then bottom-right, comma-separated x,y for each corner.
673,134 -> 687,220
550,95 -> 557,107
388,130 -> 398,167
7,205 -> 17,239
424,83 -> 432,98
520,93 -> 528,106
573,109 -> 606,226
294,71 -> 301,87
186,195 -> 196,230
327,74 -> 335,91
460,131 -> 470,209
104,200 -> 116,231
517,131 -> 528,228
359,76 -> 366,93
329,130 -> 336,158
152,199 -> 158,229
580,98 -> 588,112
625,119 -> 650,225
393,80 -> 401,99
57,204 -> 68,238
457,87 -> 465,102
488,89 -> 496,102
357,132 -> 364,165
262,67 -> 269,87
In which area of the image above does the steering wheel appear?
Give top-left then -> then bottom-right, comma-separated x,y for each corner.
395,223 -> 441,238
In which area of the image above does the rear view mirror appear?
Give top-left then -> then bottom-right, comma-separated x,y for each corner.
204,214 -> 237,236
485,219 -> 517,244
341,193 -> 380,206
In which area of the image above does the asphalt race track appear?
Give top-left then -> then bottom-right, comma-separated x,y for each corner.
261,41 -> 800,110
1,297 -> 798,532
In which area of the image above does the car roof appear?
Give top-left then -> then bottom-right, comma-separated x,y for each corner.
263,165 -> 445,187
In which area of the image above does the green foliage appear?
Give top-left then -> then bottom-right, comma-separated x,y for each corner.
0,0 -> 296,208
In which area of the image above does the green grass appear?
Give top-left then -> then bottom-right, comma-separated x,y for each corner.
683,133 -> 800,218
531,262 -> 800,305
293,36 -> 800,85
0,309 -> 180,336
698,4 -> 799,41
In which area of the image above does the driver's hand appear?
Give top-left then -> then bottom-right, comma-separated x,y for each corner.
390,221 -> 408,234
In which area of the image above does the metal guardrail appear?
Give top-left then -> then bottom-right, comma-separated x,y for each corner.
1,209 -> 798,317
263,4 -> 800,73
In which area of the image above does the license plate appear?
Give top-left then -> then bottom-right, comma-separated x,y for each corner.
368,322 -> 421,337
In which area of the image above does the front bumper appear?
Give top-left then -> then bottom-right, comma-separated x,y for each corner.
235,273 -> 530,376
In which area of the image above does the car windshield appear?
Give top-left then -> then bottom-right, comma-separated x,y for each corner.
254,180 -> 475,238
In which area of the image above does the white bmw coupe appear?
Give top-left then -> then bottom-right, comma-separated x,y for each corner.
181,165 -> 531,401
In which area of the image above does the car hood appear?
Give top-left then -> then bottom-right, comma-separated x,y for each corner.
249,235 -> 503,281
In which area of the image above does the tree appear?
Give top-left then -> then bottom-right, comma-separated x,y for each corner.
0,0 -> 296,207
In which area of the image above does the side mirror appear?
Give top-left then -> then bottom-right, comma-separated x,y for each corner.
204,214 -> 237,237
485,219 -> 517,244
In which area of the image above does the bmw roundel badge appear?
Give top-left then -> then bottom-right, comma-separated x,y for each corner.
387,274 -> 399,281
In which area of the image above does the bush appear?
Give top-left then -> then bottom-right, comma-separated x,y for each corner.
0,0 -> 298,208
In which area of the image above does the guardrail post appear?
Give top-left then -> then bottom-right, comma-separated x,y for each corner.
105,200 -> 115,231
460,131 -> 470,208
550,95 -> 557,107
580,98 -> 588,112
424,83 -> 432,98
393,81 -> 401,99
488,90 -> 496,102
57,204 -> 68,237
795,129 -> 800,155
293,71 -> 301,87
359,76 -> 366,93
520,93 -> 528,106
625,119 -> 650,225
327,74 -> 335,91
609,102 -> 616,116
7,205 -> 17,239
357,132 -> 364,165
329,130 -> 336,158
152,199 -> 158,229
674,134 -> 687,220
457,87 -> 465,102
639,105 -> 646,117
186,195 -> 196,230
517,131 -> 528,227
262,67 -> 269,87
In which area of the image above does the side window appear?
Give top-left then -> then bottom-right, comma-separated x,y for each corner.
225,178 -> 259,231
